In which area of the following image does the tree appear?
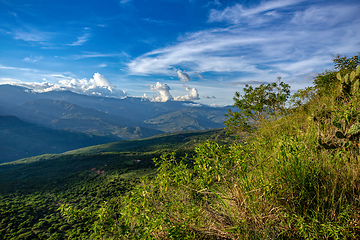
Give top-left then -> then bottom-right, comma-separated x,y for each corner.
225,77 -> 290,133
313,53 -> 360,93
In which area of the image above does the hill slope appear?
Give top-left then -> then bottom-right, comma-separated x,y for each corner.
0,115 -> 118,163
0,128 -> 236,239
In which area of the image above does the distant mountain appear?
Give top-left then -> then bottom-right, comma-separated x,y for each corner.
145,107 -> 227,132
0,84 -> 229,140
15,99 -> 162,139
0,115 -> 118,163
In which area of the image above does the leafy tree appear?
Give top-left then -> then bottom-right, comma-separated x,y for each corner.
314,53 -> 360,93
225,77 -> 290,133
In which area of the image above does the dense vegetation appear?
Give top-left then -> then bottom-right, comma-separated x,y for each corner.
58,53 -> 360,239
1,53 -> 359,239
0,129 -> 235,239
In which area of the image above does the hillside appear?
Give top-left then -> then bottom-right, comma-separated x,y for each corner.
0,128 -> 236,239
1,54 -> 358,239
0,115 -> 118,163
55,54 -> 359,239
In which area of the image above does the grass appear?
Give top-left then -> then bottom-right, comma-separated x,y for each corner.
64,60 -> 360,239
0,128 -> 238,239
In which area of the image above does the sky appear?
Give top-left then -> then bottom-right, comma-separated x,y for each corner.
0,0 -> 359,106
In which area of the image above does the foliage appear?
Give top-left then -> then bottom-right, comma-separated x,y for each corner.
333,53 -> 360,72
2,53 -> 360,239
64,52 -> 360,239
224,77 -> 290,133
314,53 -> 360,93
0,129 -> 234,239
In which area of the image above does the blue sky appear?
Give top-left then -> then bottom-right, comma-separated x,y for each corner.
0,0 -> 359,106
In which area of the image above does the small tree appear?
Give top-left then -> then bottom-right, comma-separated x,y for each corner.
225,77 -> 290,133
314,53 -> 360,93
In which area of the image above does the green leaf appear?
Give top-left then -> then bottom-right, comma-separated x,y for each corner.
350,71 -> 356,82
344,73 -> 349,84
352,79 -> 360,93
347,123 -> 360,135
336,72 -> 342,81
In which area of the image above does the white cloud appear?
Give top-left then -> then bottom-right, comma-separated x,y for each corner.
97,63 -> 108,68
173,86 -> 199,101
177,70 -> 191,83
68,33 -> 90,46
127,31 -> 264,75
11,73 -> 127,98
209,0 -> 305,25
145,72 -> 200,102
175,70 -> 200,101
13,29 -> 51,42
90,72 -> 111,87
147,82 -> 172,102
72,52 -> 129,60
23,56 -> 43,63
126,0 -> 360,94
183,103 -> 202,107
0,64 -> 35,71
291,4 -> 359,27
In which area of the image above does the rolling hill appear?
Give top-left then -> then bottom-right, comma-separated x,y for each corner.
0,115 -> 118,163
0,128 -> 237,240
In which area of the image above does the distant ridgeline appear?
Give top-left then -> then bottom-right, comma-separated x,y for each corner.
0,84 -> 228,163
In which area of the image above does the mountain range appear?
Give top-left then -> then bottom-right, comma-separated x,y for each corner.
0,84 -> 229,163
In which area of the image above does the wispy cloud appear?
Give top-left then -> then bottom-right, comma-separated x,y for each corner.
209,0 -> 305,25
127,0 -> 360,89
0,64 -> 37,71
72,52 -> 129,60
13,29 -> 51,43
23,56 -> 43,63
68,33 -> 91,46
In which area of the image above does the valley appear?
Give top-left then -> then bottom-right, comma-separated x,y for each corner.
0,129 -> 235,239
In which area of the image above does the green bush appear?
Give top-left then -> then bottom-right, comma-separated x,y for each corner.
59,53 -> 360,239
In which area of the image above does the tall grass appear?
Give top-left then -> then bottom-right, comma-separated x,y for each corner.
61,63 -> 360,239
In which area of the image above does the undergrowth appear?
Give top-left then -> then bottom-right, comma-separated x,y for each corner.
61,54 -> 360,239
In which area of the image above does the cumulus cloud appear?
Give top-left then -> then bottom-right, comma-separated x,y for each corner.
90,72 -> 111,87
173,86 -> 199,101
183,103 -> 202,107
145,70 -> 200,102
147,82 -> 172,102
12,73 -> 127,98
175,70 -> 200,101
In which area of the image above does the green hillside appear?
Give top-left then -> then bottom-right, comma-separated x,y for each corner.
55,54 -> 359,239
1,53 -> 359,240
0,115 -> 118,163
0,128 -> 237,239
